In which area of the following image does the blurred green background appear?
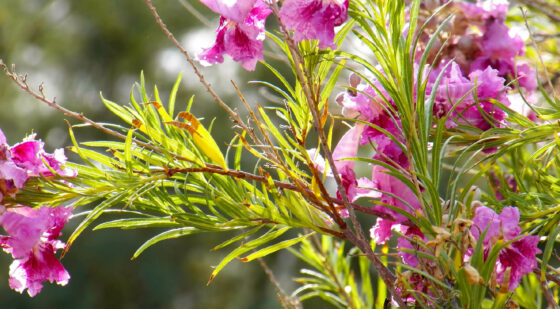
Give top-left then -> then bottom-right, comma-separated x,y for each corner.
0,0 -> 310,308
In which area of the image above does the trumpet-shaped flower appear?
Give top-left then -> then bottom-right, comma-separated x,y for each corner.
10,134 -> 76,178
0,206 -> 73,297
430,62 -> 510,131
470,206 -> 541,290
198,1 -> 271,71
0,130 -> 27,201
279,0 -> 349,49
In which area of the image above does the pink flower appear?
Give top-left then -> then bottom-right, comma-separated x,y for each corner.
460,0 -> 509,21
371,165 -> 421,223
0,206 -> 72,297
430,62 -> 510,131
370,218 -> 396,244
395,225 -> 425,268
200,0 -> 257,23
0,130 -> 29,202
335,75 -> 386,120
279,0 -> 348,49
10,134 -> 76,178
470,206 -> 541,290
332,124 -> 364,172
198,1 -> 271,71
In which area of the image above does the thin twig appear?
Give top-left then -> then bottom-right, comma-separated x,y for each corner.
258,258 -> 301,309
142,0 -> 253,137
538,277 -> 559,308
267,2 -> 347,229
156,165 -> 409,225
520,7 -> 558,101
0,60 -> 196,162
267,3 -> 407,307
177,0 -> 212,27
517,0 -> 560,23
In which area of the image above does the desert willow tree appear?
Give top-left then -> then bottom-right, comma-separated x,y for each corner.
1,0 -> 559,307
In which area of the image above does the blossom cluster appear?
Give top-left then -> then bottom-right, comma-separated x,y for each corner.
197,0 -> 349,70
418,0 -> 536,91
0,128 -> 74,297
326,0 -> 540,298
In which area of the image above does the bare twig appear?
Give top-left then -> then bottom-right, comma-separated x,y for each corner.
142,0 -> 253,139
520,7 -> 559,101
517,0 -> 560,23
258,258 -> 301,309
177,0 -> 212,27
0,60 -> 197,162
539,277 -> 559,308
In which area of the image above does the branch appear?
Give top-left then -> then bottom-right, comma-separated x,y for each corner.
517,0 -> 560,23
0,61 -> 196,162
267,3 -> 407,308
258,258 -> 302,309
157,165 -> 410,226
142,0 -> 255,142
520,7 -> 559,101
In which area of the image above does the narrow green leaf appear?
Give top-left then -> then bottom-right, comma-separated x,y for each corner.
541,224 -> 560,281
241,232 -> 313,262
209,227 -> 290,283
132,227 -> 200,259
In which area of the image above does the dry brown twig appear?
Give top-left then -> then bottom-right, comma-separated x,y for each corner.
0,60 -> 204,164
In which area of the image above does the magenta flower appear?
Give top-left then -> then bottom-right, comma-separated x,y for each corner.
470,206 -> 541,290
200,0 -> 257,23
279,0 -> 349,49
198,1 -> 271,71
311,125 -> 379,206
430,62 -> 510,131
10,134 -> 77,178
0,206 -> 73,297
395,225 -> 425,268
0,130 -> 29,202
371,165 -> 421,222
460,0 -> 509,21
370,217 -> 395,244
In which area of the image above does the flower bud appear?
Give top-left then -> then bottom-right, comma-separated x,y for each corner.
463,264 -> 484,285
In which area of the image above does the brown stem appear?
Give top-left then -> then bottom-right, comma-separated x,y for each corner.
268,3 -> 407,307
158,165 -> 411,225
517,0 -> 560,23
0,61 -> 198,162
142,0 -> 254,141
538,277 -> 559,308
258,258 -> 301,309
267,2 -> 347,229
520,7 -> 558,101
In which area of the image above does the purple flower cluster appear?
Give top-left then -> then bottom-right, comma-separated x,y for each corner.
326,0 -> 540,295
470,206 -> 541,290
197,0 -> 349,70
420,0 -> 536,91
0,128 -> 75,296
1,129 -> 75,202
279,0 -> 348,49
401,207 -> 539,292
429,61 -> 511,131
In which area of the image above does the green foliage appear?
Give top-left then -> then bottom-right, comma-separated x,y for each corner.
291,236 -> 376,309
5,0 -> 560,308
